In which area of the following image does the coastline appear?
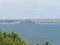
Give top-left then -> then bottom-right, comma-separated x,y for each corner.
0,19 -> 60,24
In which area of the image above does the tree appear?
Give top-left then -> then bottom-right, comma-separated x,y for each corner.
36,43 -> 39,45
45,42 -> 49,45
3,32 -> 7,38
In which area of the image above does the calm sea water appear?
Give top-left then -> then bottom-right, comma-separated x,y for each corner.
0,24 -> 60,45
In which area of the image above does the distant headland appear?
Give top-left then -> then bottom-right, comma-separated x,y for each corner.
0,19 -> 60,24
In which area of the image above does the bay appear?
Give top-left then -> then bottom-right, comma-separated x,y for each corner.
0,24 -> 60,45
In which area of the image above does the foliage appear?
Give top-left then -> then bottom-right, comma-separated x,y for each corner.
0,31 -> 26,45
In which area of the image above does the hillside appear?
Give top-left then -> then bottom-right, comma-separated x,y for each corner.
0,19 -> 60,24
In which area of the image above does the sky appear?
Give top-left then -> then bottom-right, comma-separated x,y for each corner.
0,0 -> 60,19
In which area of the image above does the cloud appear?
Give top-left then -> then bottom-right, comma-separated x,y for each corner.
0,0 -> 60,19
0,0 -> 60,7
0,0 -> 3,5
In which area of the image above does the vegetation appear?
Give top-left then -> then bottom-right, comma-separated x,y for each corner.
0,31 -> 50,45
0,31 -> 26,45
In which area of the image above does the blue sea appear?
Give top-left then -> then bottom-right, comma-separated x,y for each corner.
0,24 -> 60,45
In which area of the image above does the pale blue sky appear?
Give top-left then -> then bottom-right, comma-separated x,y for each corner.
0,0 -> 60,19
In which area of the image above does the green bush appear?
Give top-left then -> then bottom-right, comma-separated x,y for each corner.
0,31 -> 26,45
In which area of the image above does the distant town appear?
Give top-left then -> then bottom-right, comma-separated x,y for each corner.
0,19 -> 60,24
